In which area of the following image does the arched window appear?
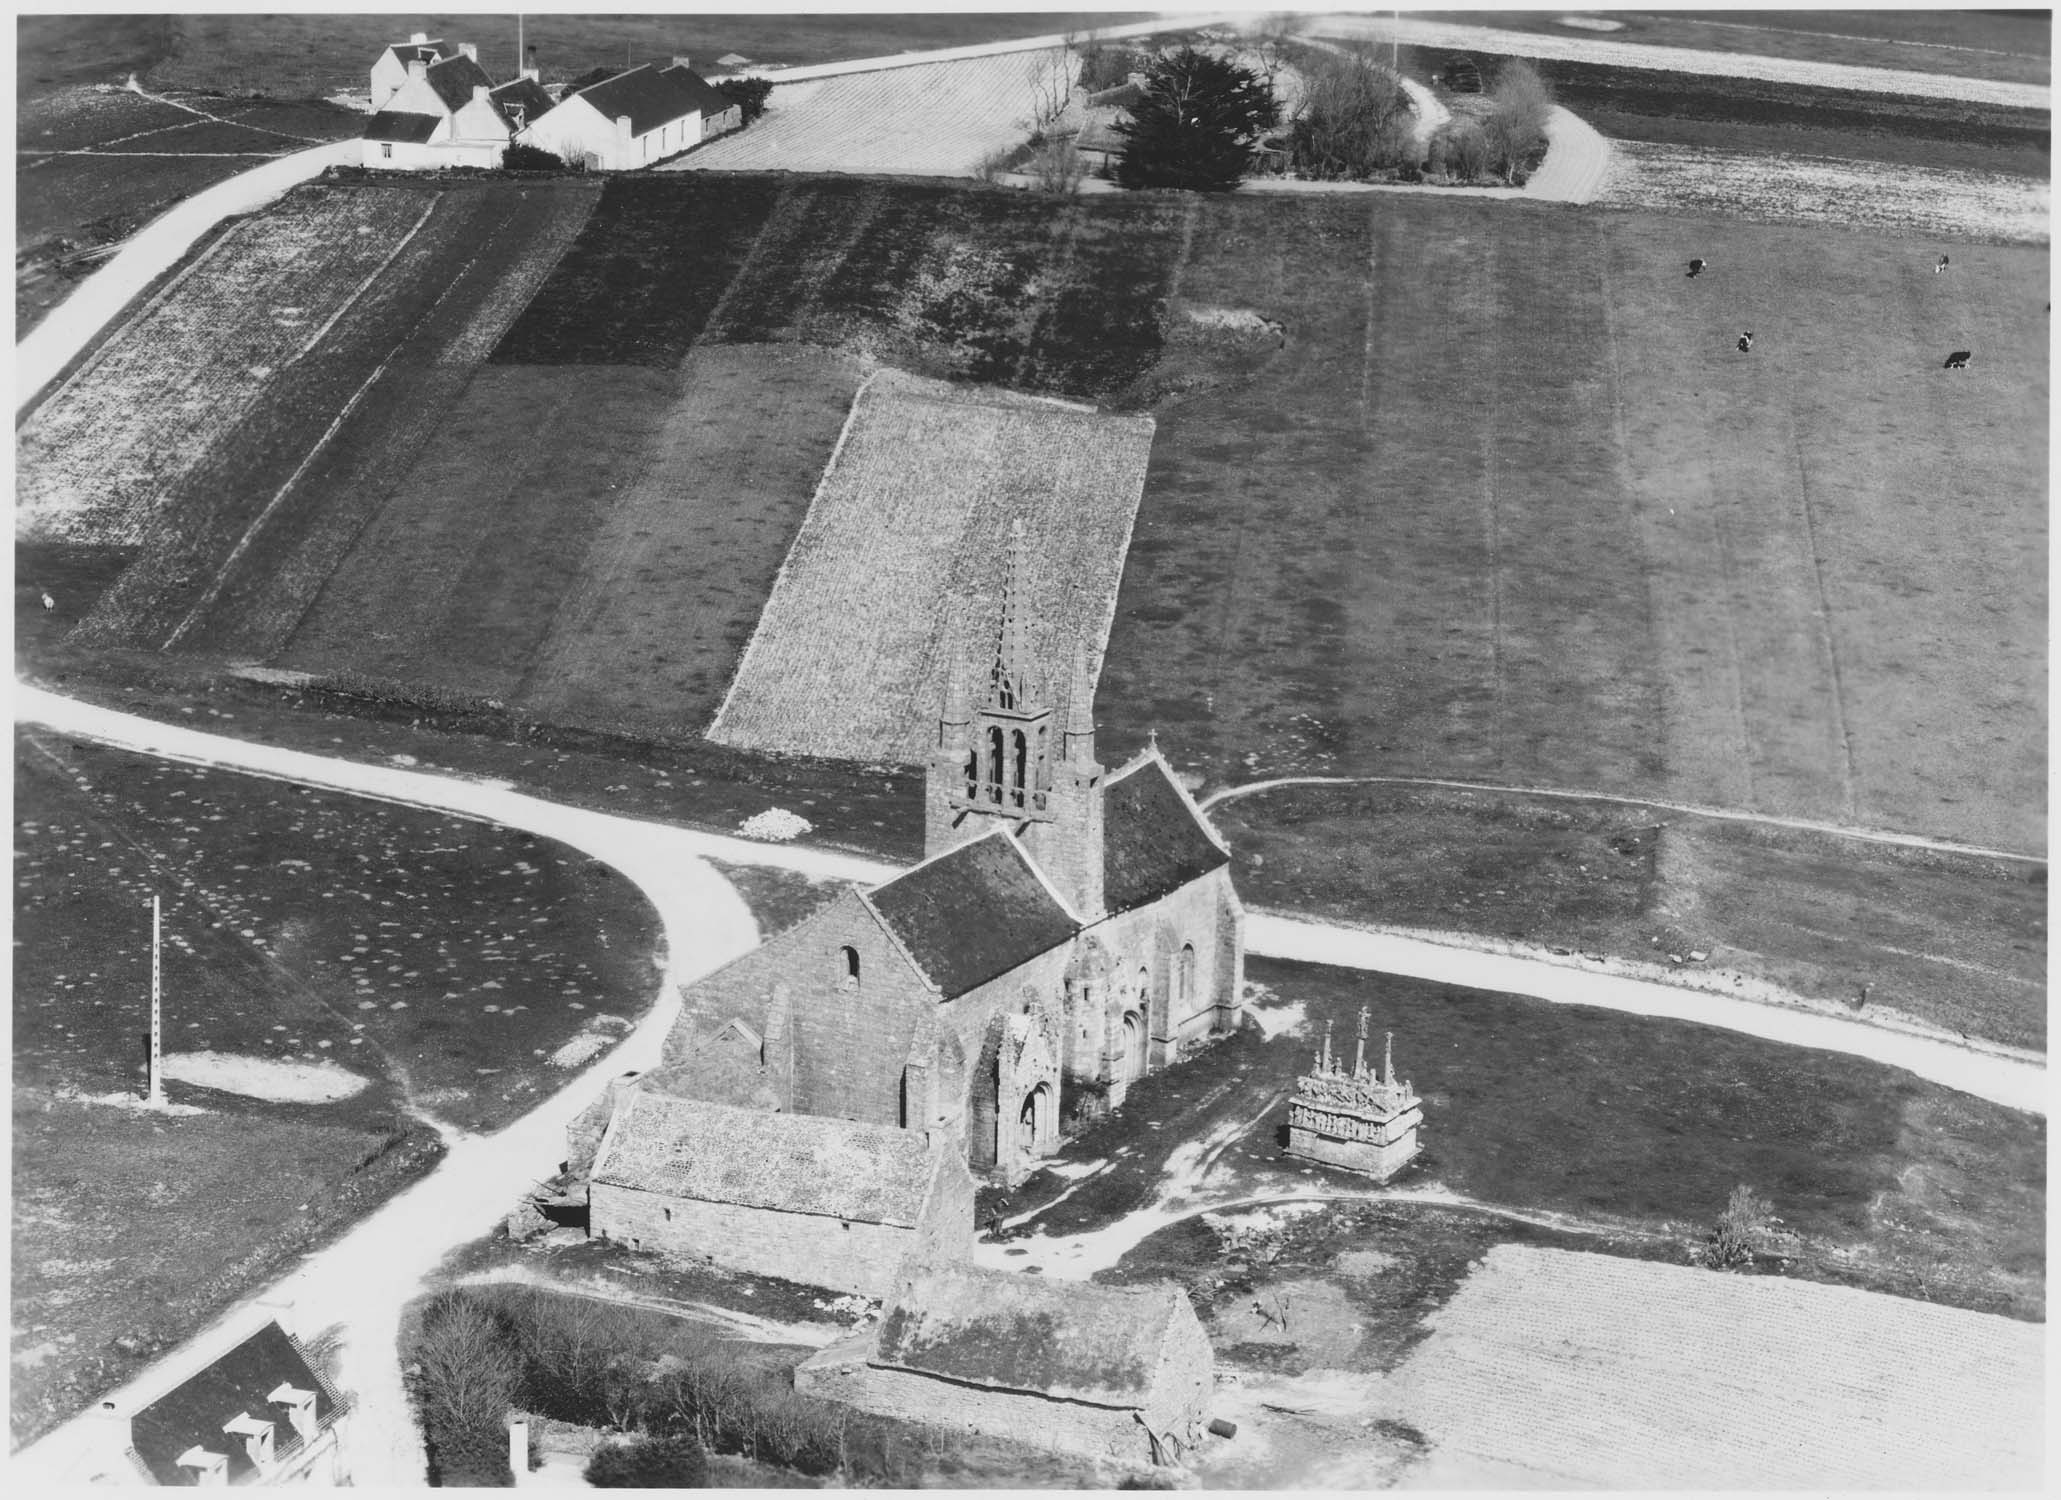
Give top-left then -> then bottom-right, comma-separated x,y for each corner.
997,671 -> 1017,710
963,748 -> 979,799
839,945 -> 860,990
987,726 -> 1005,803
1010,730 -> 1028,808
1178,944 -> 1196,1004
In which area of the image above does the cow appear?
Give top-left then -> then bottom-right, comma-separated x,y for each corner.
1935,254 -> 1950,273
1736,330 -> 1754,353
1687,258 -> 1707,278
1943,350 -> 1972,369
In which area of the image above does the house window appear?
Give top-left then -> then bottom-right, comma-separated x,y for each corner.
839,945 -> 860,990
663,1206 -> 673,1222
381,143 -> 393,159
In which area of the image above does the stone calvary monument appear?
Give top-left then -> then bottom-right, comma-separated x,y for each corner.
1285,1008 -> 1423,1181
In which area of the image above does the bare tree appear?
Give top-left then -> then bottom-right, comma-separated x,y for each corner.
1026,35 -> 1080,138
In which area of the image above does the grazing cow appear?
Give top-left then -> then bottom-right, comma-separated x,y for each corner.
1736,330 -> 1754,353
1687,258 -> 1706,278
1943,350 -> 1972,369
1935,254 -> 1950,273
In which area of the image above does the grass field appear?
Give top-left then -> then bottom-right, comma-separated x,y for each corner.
709,372 -> 1155,761
13,730 -> 662,1127
1006,956 -> 2045,1323
1384,1244 -> 2042,1487
1212,783 -> 2048,1050
1097,194 -> 2046,858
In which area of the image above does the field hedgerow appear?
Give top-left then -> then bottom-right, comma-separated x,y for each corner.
17,184 -> 440,544
710,371 -> 1156,763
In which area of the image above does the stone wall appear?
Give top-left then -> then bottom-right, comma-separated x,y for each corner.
795,1357 -> 1160,1464
590,1184 -> 918,1298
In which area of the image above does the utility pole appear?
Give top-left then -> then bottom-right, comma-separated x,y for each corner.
147,894 -> 165,1108
518,13 -> 524,82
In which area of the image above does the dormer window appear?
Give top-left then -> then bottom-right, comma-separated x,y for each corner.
224,1411 -> 275,1470
269,1383 -> 318,1443
839,946 -> 860,990
177,1445 -> 229,1485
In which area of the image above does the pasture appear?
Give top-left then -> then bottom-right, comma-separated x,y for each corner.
709,372 -> 1154,762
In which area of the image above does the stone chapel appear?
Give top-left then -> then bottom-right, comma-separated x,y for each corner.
574,525 -> 1246,1284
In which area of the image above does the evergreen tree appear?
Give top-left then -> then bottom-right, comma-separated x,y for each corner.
1115,47 -> 1279,192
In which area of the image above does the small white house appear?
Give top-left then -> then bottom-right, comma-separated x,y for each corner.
362,41 -> 552,170
519,61 -> 739,171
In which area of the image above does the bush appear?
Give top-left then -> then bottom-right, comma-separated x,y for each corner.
1484,59 -> 1553,181
1026,137 -> 1086,194
412,1293 -> 521,1486
716,76 -> 774,126
1116,47 -> 1280,192
1288,46 -> 1417,179
1430,118 -> 1490,182
1703,1184 -> 1781,1269
500,142 -> 566,172
586,1435 -> 708,1487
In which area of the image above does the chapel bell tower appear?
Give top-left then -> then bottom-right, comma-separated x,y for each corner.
926,518 -> 1106,919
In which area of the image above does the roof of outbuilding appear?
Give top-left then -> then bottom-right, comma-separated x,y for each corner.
383,40 -> 446,68
362,110 -> 441,143
592,1091 -> 944,1226
129,1322 -> 341,1486
424,53 -> 497,113
867,832 -> 1079,999
873,1264 -> 1192,1406
1101,754 -> 1230,914
489,76 -> 555,126
573,62 -> 724,136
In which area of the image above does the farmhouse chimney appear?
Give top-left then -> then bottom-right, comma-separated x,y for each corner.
473,83 -> 490,106
672,54 -> 692,70
458,41 -> 477,63
523,43 -> 540,83
407,57 -> 427,81
409,31 -> 428,45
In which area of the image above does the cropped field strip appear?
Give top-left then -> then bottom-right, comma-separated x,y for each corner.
1597,142 -> 2052,243
710,371 -> 1155,762
17,185 -> 439,544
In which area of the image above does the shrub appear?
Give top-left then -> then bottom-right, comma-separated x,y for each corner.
1027,137 -> 1086,194
500,142 -> 565,172
1704,1184 -> 1781,1269
1432,118 -> 1490,182
1288,45 -> 1417,179
585,1435 -> 708,1487
1116,47 -> 1280,192
1484,59 -> 1553,181
411,1293 -> 521,1486
716,76 -> 774,126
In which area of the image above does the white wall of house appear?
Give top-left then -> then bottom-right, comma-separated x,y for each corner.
362,138 -> 446,171
519,93 -> 703,170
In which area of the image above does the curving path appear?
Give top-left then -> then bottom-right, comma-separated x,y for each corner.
1205,772 -> 2044,865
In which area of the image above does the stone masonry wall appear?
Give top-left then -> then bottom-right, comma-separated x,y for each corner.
589,1184 -> 917,1298
795,1359 -> 1157,1464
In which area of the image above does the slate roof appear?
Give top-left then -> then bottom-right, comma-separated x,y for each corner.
362,110 -> 440,144
873,1264 -> 1188,1406
592,1091 -> 942,1227
424,53 -> 497,113
867,832 -> 1079,999
574,62 -> 726,136
129,1321 -> 341,1486
1101,755 -> 1230,914
490,76 -> 555,127
384,40 -> 446,69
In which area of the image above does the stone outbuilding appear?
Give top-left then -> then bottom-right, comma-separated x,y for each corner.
587,1091 -> 974,1297
797,1263 -> 1213,1468
519,61 -> 740,170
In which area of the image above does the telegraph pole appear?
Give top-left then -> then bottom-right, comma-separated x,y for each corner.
146,894 -> 166,1107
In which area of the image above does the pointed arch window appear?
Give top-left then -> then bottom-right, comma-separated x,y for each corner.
1010,730 -> 1028,808
839,945 -> 860,991
963,747 -> 979,800
987,726 -> 1005,804
1178,944 -> 1197,1004
997,671 -> 1017,710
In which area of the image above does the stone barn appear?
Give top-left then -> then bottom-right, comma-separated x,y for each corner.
587,1092 -> 974,1297
796,1263 -> 1214,1467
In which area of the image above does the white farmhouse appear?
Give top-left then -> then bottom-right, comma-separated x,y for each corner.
361,39 -> 553,170
520,61 -> 740,170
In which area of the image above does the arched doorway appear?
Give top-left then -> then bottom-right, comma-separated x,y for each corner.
1121,1011 -> 1147,1081
1018,1082 -> 1049,1157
